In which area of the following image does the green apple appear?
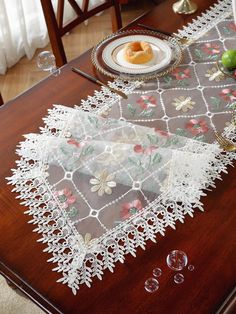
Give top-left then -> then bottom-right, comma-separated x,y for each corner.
221,49 -> 236,70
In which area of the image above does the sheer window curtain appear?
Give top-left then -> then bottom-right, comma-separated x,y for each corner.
0,0 -> 48,75
0,0 -> 105,75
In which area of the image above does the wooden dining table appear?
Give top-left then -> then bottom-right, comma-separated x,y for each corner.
0,0 -> 236,313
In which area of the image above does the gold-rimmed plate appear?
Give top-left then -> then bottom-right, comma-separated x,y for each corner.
91,29 -> 183,81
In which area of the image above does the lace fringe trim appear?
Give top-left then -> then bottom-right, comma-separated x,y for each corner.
175,0 -> 232,41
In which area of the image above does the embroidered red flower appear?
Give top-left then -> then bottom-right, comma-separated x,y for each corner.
154,128 -> 170,137
134,144 -> 158,154
202,43 -> 221,55
136,95 -> 157,109
54,188 -> 76,209
219,88 -> 236,102
171,68 -> 191,80
185,119 -> 209,136
67,138 -> 85,148
120,199 -> 143,219
228,22 -> 236,32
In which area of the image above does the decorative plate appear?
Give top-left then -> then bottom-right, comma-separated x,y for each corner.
91,29 -> 183,81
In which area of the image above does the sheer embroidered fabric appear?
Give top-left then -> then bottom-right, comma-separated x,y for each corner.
8,0 -> 236,294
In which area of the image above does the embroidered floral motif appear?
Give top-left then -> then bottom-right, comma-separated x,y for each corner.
154,129 -> 170,137
185,119 -> 209,136
54,188 -> 76,209
223,22 -> 236,34
205,67 -> 225,82
90,170 -> 116,196
172,96 -> 195,112
112,131 -> 137,144
210,96 -> 221,110
163,68 -> 191,87
136,95 -> 157,109
194,43 -> 221,60
79,233 -> 98,246
134,144 -> 158,155
171,68 -> 191,80
125,95 -> 157,118
120,199 -> 143,219
228,22 -> 236,32
67,138 -> 85,148
96,145 -> 126,166
219,88 -> 236,102
202,43 -> 221,55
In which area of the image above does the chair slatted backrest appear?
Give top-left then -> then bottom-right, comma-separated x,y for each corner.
40,0 -> 122,66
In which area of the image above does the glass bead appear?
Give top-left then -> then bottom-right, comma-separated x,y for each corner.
152,268 -> 162,278
174,273 -> 184,284
166,250 -> 188,271
144,278 -> 159,293
188,264 -> 194,271
37,51 -> 56,72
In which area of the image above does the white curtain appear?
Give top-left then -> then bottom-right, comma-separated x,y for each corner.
0,0 -> 105,75
0,0 -> 48,75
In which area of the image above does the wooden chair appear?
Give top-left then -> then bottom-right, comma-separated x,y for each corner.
0,93 -> 3,106
40,0 -> 122,67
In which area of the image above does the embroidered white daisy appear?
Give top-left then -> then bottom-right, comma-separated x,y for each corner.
205,67 -> 225,82
172,96 -> 195,112
90,170 -> 116,196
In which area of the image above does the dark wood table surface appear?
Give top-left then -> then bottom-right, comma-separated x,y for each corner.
0,0 -> 236,313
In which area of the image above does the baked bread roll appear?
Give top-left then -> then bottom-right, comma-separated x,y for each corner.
123,41 -> 154,64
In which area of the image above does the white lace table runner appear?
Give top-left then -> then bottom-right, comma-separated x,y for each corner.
8,0 -> 236,294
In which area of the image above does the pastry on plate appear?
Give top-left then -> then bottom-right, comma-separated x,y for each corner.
123,41 -> 154,64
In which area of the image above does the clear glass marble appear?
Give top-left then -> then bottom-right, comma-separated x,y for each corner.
37,51 -> 60,76
174,273 -> 184,284
166,250 -> 188,271
144,278 -> 159,293
152,267 -> 162,278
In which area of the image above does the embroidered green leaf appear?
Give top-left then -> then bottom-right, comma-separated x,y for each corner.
68,207 -> 79,218
128,157 -> 141,167
208,54 -> 218,60
210,96 -> 221,109
147,134 -> 159,145
169,137 -> 179,145
226,102 -> 236,110
152,153 -> 162,164
163,75 -> 172,85
194,48 -> 204,59
193,134 -> 205,142
175,128 -> 188,137
82,145 -> 94,156
88,116 -> 99,128
60,146 -> 70,155
58,195 -> 67,202
164,137 -> 179,147
108,118 -> 119,125
127,103 -> 136,116
139,109 -> 154,117
223,26 -> 231,35
178,80 -> 187,87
